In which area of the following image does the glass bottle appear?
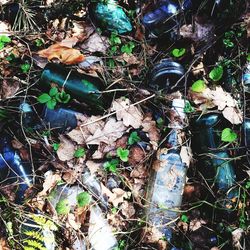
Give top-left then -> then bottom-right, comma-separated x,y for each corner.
0,135 -> 32,203
40,63 -> 107,112
90,0 -> 132,34
145,98 -> 190,243
149,59 -> 185,92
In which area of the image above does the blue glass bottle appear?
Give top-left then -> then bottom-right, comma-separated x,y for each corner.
0,136 -> 32,203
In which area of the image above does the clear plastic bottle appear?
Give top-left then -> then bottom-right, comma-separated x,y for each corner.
144,98 -> 190,244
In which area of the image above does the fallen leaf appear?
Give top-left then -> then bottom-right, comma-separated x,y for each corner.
0,21 -> 11,36
222,107 -> 243,125
130,164 -> 148,179
57,136 -> 75,161
0,238 -> 10,250
128,146 -> 145,166
189,219 -> 207,231
0,79 -> 19,99
38,44 -> 85,65
232,228 -> 244,250
86,118 -> 126,145
121,201 -> 135,218
39,171 -> 61,196
63,163 -> 84,184
180,146 -> 192,167
66,213 -> 81,230
59,37 -> 78,48
86,160 -> 102,175
81,33 -> 109,53
111,97 -> 143,129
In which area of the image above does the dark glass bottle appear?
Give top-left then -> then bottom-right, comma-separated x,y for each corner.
0,136 -> 32,203
40,63 -> 108,112
145,98 -> 190,244
149,59 -> 185,92
191,113 -> 238,211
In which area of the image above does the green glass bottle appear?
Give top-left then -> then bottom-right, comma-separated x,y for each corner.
40,63 -> 107,112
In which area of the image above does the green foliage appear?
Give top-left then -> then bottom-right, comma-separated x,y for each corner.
128,131 -> 140,145
0,109 -> 8,120
223,39 -> 234,48
221,128 -> 237,142
52,143 -> 60,151
0,35 -> 11,50
156,117 -> 164,128
24,231 -> 44,242
108,58 -> 115,68
31,215 -> 57,231
37,87 -> 70,109
247,54 -> 250,61
209,65 -> 224,81
104,159 -> 119,173
77,192 -> 91,207
74,147 -> 85,158
55,199 -> 70,215
21,63 -> 31,73
172,48 -> 186,58
35,39 -> 44,47
55,91 -> 71,104
23,239 -> 46,250
245,181 -> 250,189
114,240 -> 126,250
181,214 -> 189,223
191,80 -> 206,93
121,41 -> 135,54
117,147 -> 129,162
184,101 -> 195,113
109,32 -> 121,54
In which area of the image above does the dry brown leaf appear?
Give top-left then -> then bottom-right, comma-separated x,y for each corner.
63,163 -> 84,184
0,80 -> 19,99
121,201 -> 135,218
57,136 -> 75,161
111,97 -> 143,128
180,146 -> 192,167
0,21 -> 11,36
39,171 -> 61,196
130,164 -> 148,179
117,53 -> 140,65
86,160 -> 102,175
81,33 -> 109,53
0,238 -> 10,250
66,213 -> 81,230
86,118 -> 126,145
59,37 -> 78,48
101,184 -> 129,207
189,219 -> 206,231
222,107 -> 243,125
38,44 -> 85,65
128,146 -> 145,166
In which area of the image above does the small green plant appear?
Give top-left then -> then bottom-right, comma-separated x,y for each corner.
172,48 -> 186,58
109,32 -> 121,54
21,63 -> 31,73
0,35 -> 11,50
221,128 -> 237,143
209,65 -> 224,81
55,199 -> 70,215
191,80 -> 206,93
6,53 -> 15,62
0,109 -> 8,121
35,38 -> 44,47
52,143 -> 60,151
104,159 -> 119,173
37,87 -> 70,109
74,147 -> 85,158
128,131 -> 141,145
117,147 -> 129,162
114,240 -> 126,250
77,192 -> 91,207
184,101 -> 195,113
245,181 -> 250,189
247,54 -> 250,61
180,214 -> 189,223
121,41 -> 135,54
156,117 -> 164,128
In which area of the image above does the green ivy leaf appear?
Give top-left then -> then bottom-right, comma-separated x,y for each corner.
37,93 -> 51,104
117,147 -> 129,162
221,128 -> 237,142
209,65 -> 224,81
46,99 -> 57,109
74,148 -> 85,158
172,48 -> 186,58
35,39 -> 43,47
191,80 -> 206,93
121,41 -> 135,54
52,143 -> 60,151
184,101 -> 195,113
56,91 -> 71,103
247,54 -> 250,61
55,199 -> 70,215
0,42 -> 4,50
104,159 -> 119,173
128,131 -> 141,145
20,63 -> 31,73
0,35 -> 11,43
49,87 -> 58,97
77,192 -> 91,207
181,214 -> 189,223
